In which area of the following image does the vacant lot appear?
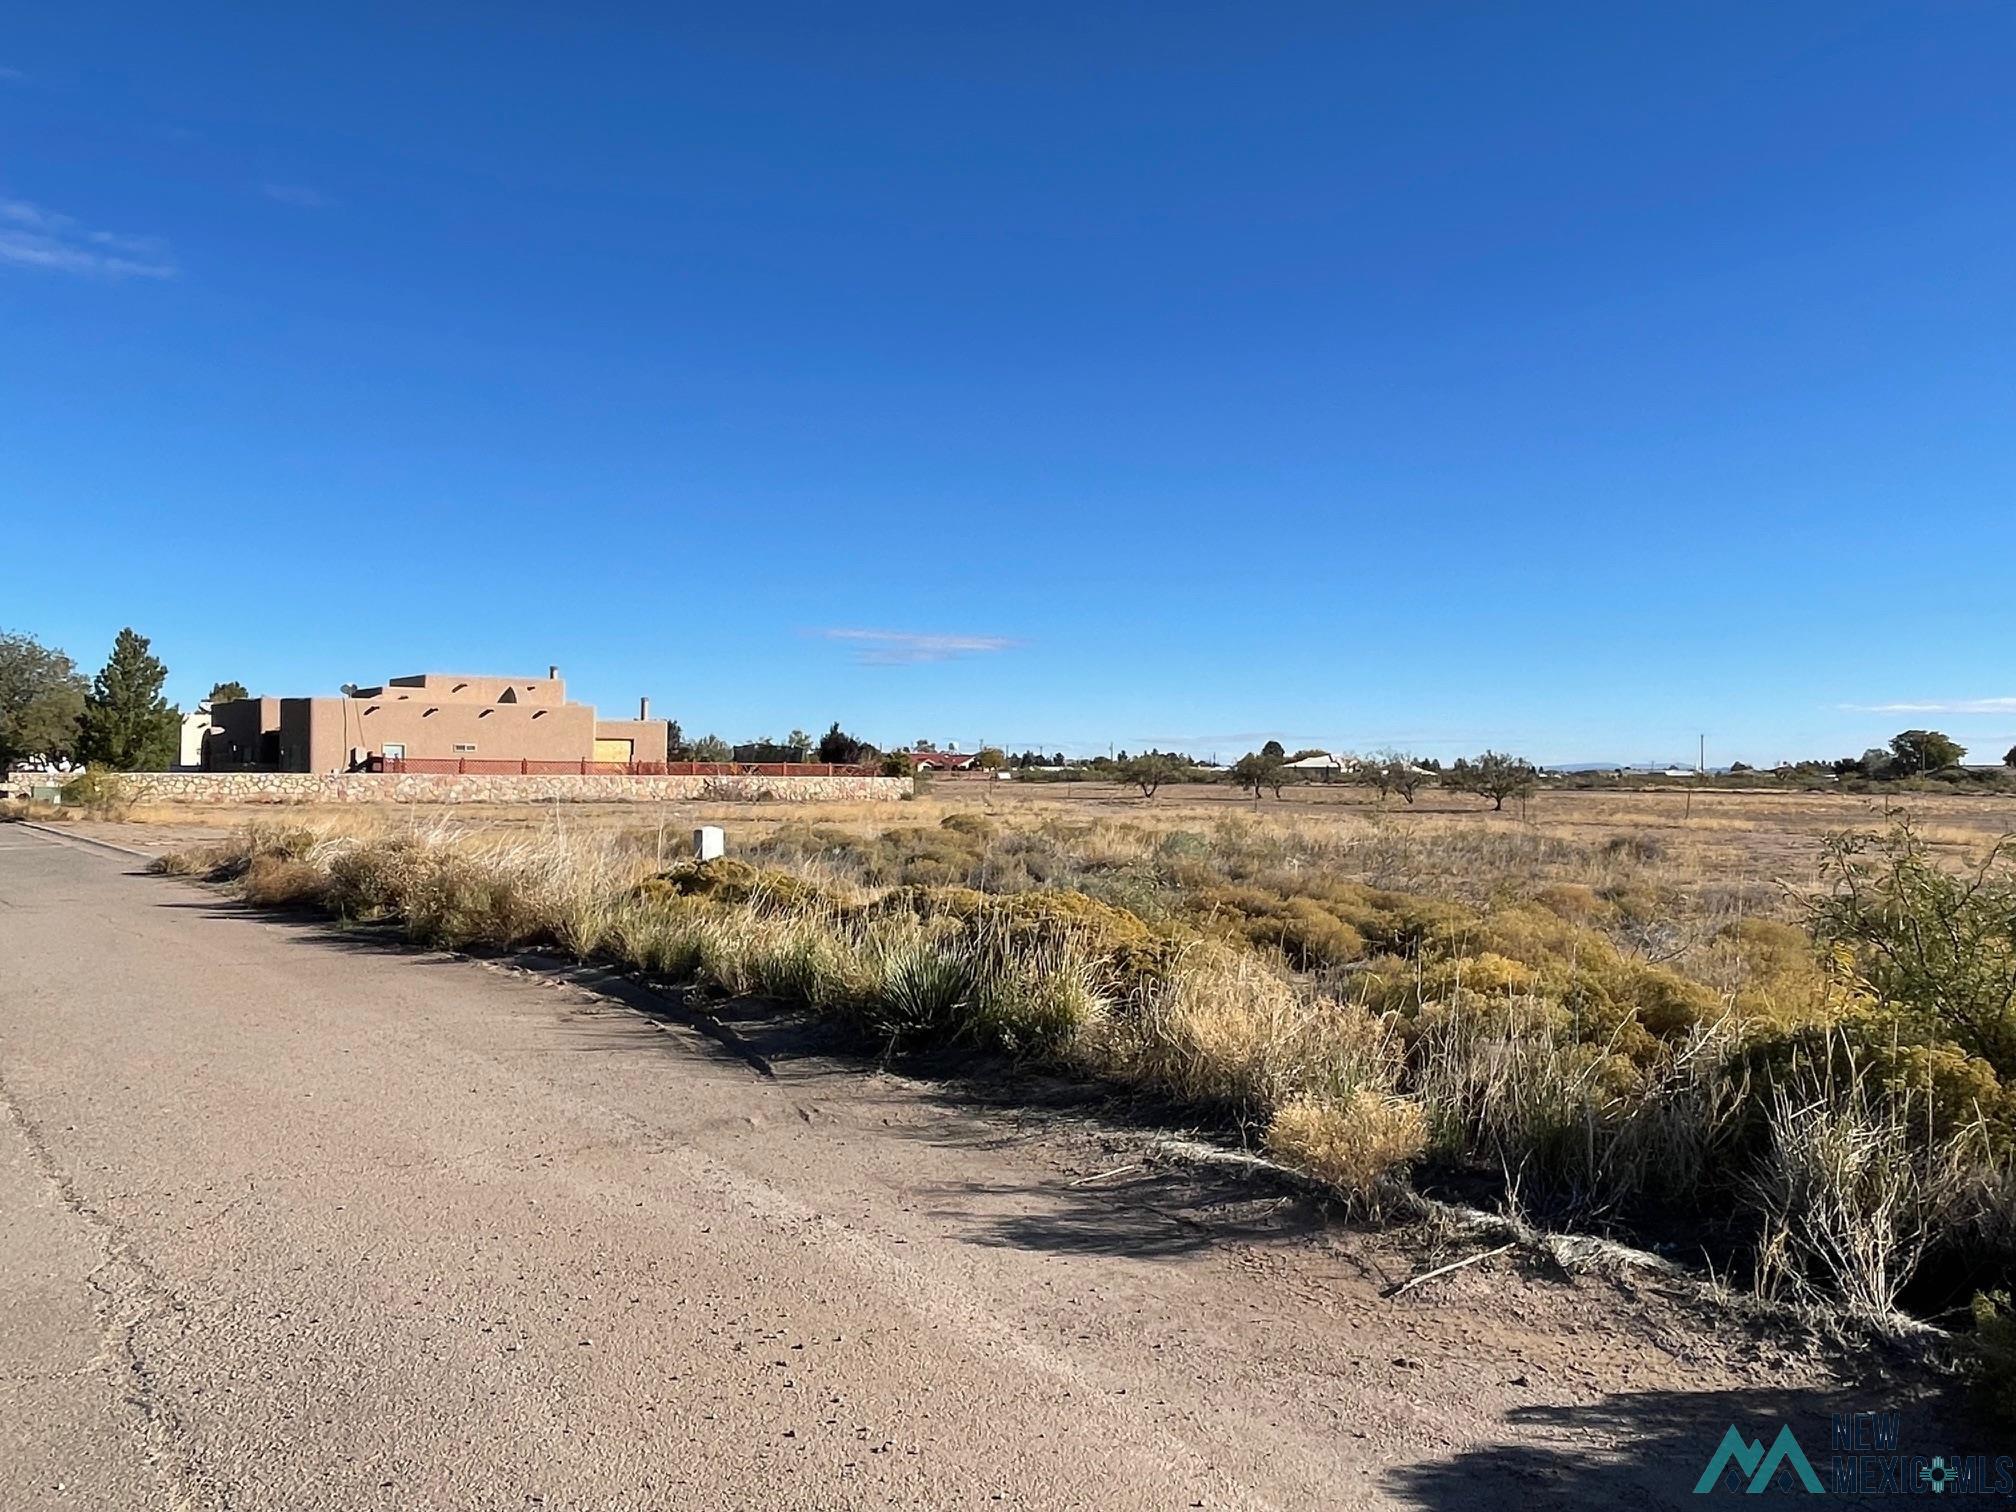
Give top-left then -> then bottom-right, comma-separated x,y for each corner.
51,782 -> 2016,923
110,775 -> 2016,1341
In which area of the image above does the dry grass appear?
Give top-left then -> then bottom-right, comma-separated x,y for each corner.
141,781 -> 2016,1321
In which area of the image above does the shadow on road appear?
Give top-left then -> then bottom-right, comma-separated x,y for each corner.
909,1165 -> 1331,1260
151,887 -> 1352,1266
1387,1379 -> 1983,1511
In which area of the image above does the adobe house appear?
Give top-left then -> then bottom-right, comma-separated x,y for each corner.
205,669 -> 668,773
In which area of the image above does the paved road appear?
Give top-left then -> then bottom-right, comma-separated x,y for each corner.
1,825 -> 1868,1510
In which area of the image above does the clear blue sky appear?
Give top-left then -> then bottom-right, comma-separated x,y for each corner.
4,4 -> 2013,766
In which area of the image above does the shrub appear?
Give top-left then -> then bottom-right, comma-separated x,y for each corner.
643,857 -> 836,912
58,766 -> 133,816
1745,1039 -> 1983,1318
241,854 -> 329,909
1811,819 -> 2016,1078
1971,1292 -> 2016,1424
325,837 -> 432,918
1266,1091 -> 1427,1207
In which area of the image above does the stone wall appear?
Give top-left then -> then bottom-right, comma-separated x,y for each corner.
115,771 -> 913,806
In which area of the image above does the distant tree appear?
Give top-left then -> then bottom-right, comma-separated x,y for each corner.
0,630 -> 88,765
1232,751 -> 1287,800
913,738 -> 937,752
665,720 -> 690,760
1392,765 -> 1432,804
1728,760 -> 1753,774
1260,739 -> 1287,760
1288,748 -> 1328,762
1121,752 -> 1187,798
1364,749 -> 1432,804
1356,752 -> 1395,801
879,750 -> 916,777
206,680 -> 248,704
973,747 -> 1007,770
1889,729 -> 1965,776
76,628 -> 179,771
1052,752 -> 1066,768
817,722 -> 870,764
2005,745 -> 2016,770
786,728 -> 812,760
1446,750 -> 1537,811
690,734 -> 732,762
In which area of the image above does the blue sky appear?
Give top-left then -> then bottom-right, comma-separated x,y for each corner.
3,4 -> 2013,765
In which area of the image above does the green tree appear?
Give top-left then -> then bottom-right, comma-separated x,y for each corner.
879,750 -> 917,777
972,747 -> 1007,770
665,720 -> 689,760
1446,750 -> 1536,811
1121,752 -> 1188,798
1232,751 -> 1287,799
1260,739 -> 1287,760
1363,749 -> 1432,804
0,629 -> 88,765
2005,745 -> 2016,770
690,734 -> 732,762
206,680 -> 249,703
1889,729 -> 1965,776
786,728 -> 813,760
817,722 -> 868,764
75,628 -> 179,771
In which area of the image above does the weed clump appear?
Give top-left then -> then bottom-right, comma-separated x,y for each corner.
1266,1092 -> 1428,1208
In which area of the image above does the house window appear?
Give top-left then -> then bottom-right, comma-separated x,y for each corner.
452,742 -> 478,754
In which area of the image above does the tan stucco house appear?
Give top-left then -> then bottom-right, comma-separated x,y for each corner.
205,670 -> 668,773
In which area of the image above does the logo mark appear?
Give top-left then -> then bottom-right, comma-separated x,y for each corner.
1694,1424 -> 1826,1495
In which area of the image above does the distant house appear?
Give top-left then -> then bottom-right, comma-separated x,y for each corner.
177,701 -> 214,770
909,751 -> 978,772
1281,752 -> 1351,782
205,669 -> 666,773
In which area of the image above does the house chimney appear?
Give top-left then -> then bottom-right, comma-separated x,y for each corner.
639,696 -> 651,720
548,665 -> 559,680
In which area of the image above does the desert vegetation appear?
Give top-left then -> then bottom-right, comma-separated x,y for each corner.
148,793 -> 2016,1349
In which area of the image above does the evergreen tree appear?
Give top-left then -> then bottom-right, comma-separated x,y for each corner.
76,628 -> 180,771
207,680 -> 249,703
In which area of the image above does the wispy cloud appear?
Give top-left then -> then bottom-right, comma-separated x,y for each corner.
816,628 -> 1021,666
1846,697 -> 2016,716
0,198 -> 176,279
261,182 -> 330,209
0,66 -> 26,83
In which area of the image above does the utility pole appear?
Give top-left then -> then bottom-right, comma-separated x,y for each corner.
1699,732 -> 1706,775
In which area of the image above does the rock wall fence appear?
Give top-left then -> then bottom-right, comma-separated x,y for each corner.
114,772 -> 913,806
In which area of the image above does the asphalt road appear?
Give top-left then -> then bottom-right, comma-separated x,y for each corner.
0,824 -> 1880,1510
